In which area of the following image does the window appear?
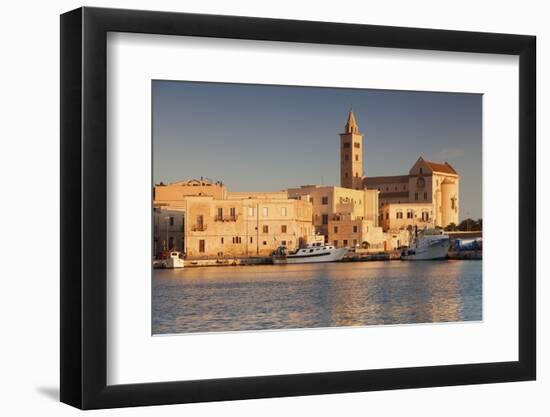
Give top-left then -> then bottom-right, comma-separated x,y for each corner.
248,206 -> 256,217
451,198 -> 456,209
353,225 -> 358,233
168,237 -> 174,249
232,236 -> 242,244
415,192 -> 418,201
310,197 -> 314,204
345,154 -> 349,161
221,237 -> 224,244
396,211 -> 403,219
196,215 -> 204,230
386,212 -> 389,220
262,207 -> 269,217
419,168 -> 423,174
281,207 -> 288,216
322,214 -> 328,225
343,240 -> 348,246
199,240 -> 205,253
334,226 -> 338,233
169,217 -> 174,226
355,154 -> 359,161
263,225 -> 269,234
407,210 -> 413,219
250,237 -> 253,244
230,207 -> 236,218
282,240 -> 287,246
281,225 -> 287,233
353,239 -> 357,247
424,192 -> 427,200
321,196 -> 328,205
262,241 -> 267,245
422,212 -> 429,221
217,207 -> 223,218
354,142 -> 360,148
333,240 -> 338,247
343,142 -> 350,148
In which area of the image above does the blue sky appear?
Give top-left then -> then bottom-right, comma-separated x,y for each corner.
153,81 -> 482,220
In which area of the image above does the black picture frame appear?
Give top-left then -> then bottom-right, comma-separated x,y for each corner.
60,6 -> 536,410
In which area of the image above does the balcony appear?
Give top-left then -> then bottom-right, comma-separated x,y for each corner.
214,215 -> 238,222
191,224 -> 207,232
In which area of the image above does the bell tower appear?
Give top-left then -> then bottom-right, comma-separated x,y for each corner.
339,110 -> 364,190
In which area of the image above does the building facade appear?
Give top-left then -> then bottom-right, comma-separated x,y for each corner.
363,157 -> 459,230
286,185 -> 391,250
153,179 -> 315,258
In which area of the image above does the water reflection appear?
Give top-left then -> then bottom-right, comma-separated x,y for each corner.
152,260 -> 482,334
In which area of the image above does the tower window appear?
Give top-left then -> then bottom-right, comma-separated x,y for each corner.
343,142 -> 350,148
419,168 -> 423,174
321,196 -> 329,205
355,154 -> 359,161
354,142 -> 360,149
345,154 -> 349,161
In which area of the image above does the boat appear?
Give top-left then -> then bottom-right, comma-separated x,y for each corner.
162,251 -> 185,268
401,227 -> 450,261
272,242 -> 348,264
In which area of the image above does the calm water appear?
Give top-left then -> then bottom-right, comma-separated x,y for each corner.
152,260 -> 482,334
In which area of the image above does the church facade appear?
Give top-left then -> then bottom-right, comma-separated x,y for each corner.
340,111 -> 460,231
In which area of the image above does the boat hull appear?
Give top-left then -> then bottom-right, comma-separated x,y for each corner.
401,239 -> 450,261
273,247 -> 348,264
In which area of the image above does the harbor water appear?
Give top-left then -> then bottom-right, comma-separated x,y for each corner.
152,260 -> 482,334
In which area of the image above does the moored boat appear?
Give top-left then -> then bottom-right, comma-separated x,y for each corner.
401,228 -> 450,261
272,242 -> 348,264
162,251 -> 185,268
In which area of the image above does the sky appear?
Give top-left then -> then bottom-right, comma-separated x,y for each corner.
153,81 -> 482,221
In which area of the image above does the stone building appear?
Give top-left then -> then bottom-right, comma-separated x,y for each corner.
286,185 -> 390,250
338,110 -> 460,231
363,157 -> 459,230
153,179 -> 315,258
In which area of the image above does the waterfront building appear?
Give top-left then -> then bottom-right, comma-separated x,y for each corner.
153,179 -> 315,258
363,157 -> 459,230
286,185 -> 392,250
153,207 -> 185,255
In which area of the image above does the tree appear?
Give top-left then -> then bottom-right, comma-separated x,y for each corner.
457,218 -> 482,231
444,222 -> 458,231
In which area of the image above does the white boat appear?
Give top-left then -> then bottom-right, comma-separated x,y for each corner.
163,251 -> 185,268
401,228 -> 450,261
272,243 -> 348,264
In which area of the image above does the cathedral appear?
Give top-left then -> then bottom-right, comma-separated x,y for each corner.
340,110 -> 460,230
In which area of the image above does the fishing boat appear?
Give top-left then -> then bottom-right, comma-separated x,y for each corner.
272,242 -> 348,264
162,251 -> 185,268
401,228 -> 450,261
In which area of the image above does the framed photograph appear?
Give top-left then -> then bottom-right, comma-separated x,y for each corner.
60,7 -> 536,409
